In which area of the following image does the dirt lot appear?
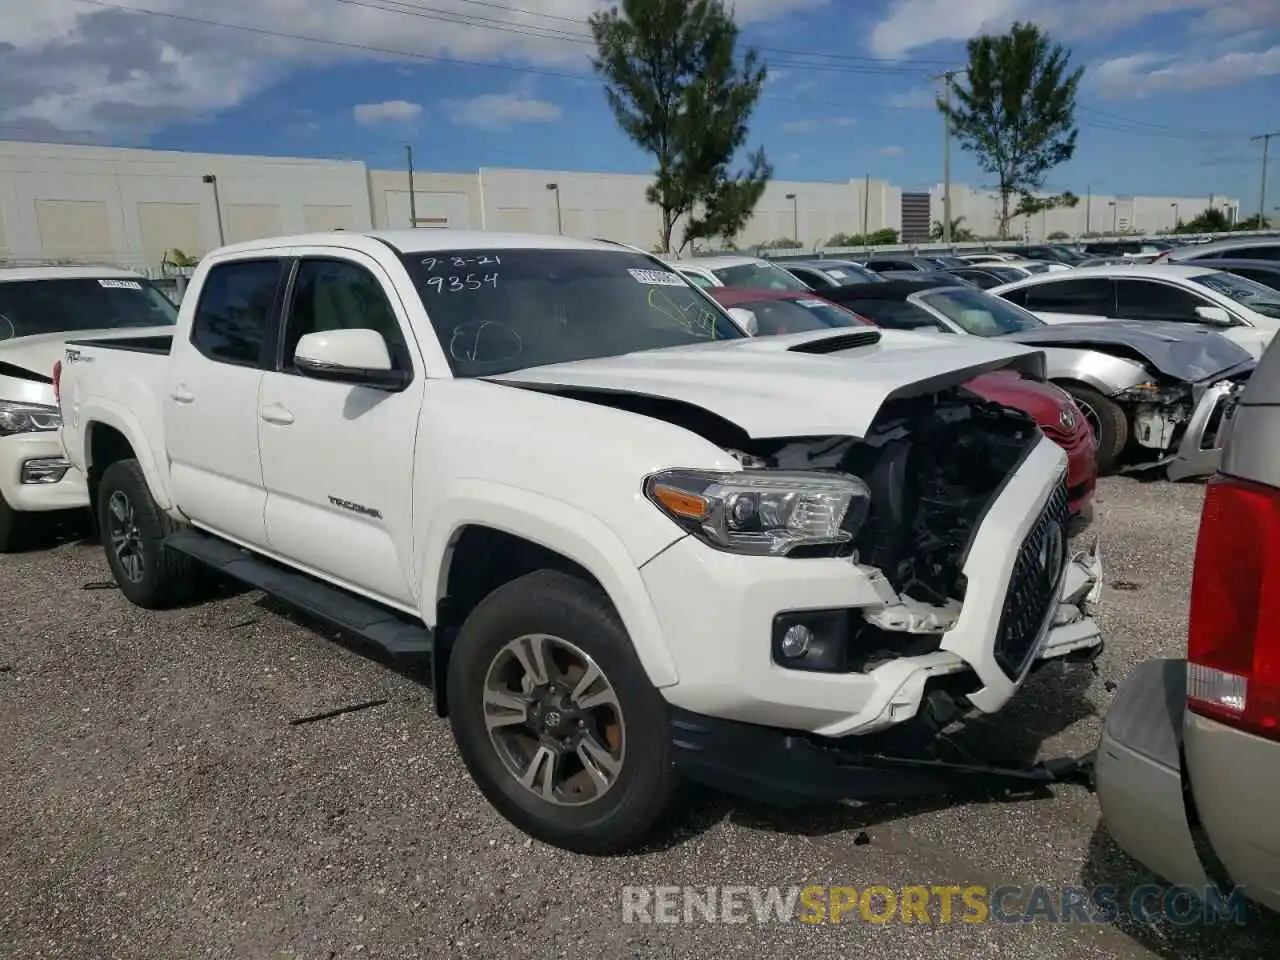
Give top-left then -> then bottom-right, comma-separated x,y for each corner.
3,476 -> 1279,960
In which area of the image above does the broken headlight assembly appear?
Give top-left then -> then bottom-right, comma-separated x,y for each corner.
644,468 -> 870,556
1114,381 -> 1188,405
0,400 -> 61,437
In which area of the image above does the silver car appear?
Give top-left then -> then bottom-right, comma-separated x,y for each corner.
1095,329 -> 1280,913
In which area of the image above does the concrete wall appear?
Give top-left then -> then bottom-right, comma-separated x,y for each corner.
929,183 -> 1242,240
0,140 -> 371,273
0,140 -> 1244,269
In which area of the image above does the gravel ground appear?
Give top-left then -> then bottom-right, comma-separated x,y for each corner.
3,477 -> 1280,960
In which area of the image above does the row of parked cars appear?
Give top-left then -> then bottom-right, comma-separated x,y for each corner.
0,228 -> 1275,912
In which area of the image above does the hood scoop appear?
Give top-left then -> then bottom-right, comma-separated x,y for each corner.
787,330 -> 882,354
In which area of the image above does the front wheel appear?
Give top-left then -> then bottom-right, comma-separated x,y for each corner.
447,569 -> 678,854
97,458 -> 197,608
1061,383 -> 1128,476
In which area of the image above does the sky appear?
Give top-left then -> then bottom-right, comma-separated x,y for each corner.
1,0 -> 1278,212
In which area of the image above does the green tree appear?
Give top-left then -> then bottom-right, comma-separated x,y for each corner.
1235,213 -> 1270,231
1179,208 -> 1231,233
930,215 -> 974,241
939,23 -> 1083,238
590,0 -> 771,254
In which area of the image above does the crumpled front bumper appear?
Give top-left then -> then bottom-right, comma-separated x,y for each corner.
1038,542 -> 1104,662
1166,379 -> 1244,482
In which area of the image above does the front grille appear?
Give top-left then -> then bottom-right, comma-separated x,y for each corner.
993,479 -> 1069,679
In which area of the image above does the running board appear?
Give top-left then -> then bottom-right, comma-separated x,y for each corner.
165,530 -> 433,661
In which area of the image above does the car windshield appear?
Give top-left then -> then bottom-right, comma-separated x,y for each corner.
1192,271 -> 1280,320
0,277 -> 177,341
736,297 -> 866,336
917,286 -> 1045,336
1051,247 -> 1092,264
817,263 -> 882,285
985,266 -> 1026,283
400,249 -> 745,376
711,261 -> 810,290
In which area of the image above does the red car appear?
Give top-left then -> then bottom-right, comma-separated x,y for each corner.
705,287 -> 1097,525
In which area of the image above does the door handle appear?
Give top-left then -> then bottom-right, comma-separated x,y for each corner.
170,387 -> 194,404
260,404 -> 295,426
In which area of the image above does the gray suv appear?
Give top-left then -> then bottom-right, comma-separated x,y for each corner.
1095,329 -> 1280,911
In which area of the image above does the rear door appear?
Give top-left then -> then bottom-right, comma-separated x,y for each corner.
257,248 -> 426,608
164,256 -> 288,547
1018,277 -> 1115,322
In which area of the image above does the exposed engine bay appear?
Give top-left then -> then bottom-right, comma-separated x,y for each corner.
726,387 -> 1041,606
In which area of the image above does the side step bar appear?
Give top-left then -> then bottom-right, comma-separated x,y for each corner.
166,530 -> 433,661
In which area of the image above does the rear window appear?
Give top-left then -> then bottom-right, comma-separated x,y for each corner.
0,277 -> 177,341
710,262 -> 809,291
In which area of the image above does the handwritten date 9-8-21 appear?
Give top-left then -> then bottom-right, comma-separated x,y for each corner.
425,273 -> 499,293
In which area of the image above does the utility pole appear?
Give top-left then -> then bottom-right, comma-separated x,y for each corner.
1085,184 -> 1091,235
862,174 -> 870,239
406,144 -> 417,228
785,192 -> 798,242
932,69 -> 961,245
1250,131 -> 1278,228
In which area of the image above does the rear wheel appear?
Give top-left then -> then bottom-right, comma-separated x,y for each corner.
447,569 -> 678,854
97,458 -> 197,608
1061,383 -> 1128,475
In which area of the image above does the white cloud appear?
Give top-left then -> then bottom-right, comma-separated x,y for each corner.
0,0 -> 829,138
885,86 -> 937,110
865,0 -> 1253,59
879,145 -> 905,156
830,116 -> 857,127
1091,45 -> 1280,98
445,90 -> 562,130
353,99 -> 421,125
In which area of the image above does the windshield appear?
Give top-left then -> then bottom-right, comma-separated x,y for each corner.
917,286 -> 1045,336
737,297 -> 867,336
711,261 -> 810,291
817,262 -> 882,285
1050,246 -> 1091,264
0,277 -> 177,341
985,266 -> 1026,283
1192,271 -> 1280,320
400,249 -> 745,376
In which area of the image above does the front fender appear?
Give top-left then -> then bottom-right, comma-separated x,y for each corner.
1045,347 -> 1149,396
418,480 -> 682,688
79,399 -> 173,510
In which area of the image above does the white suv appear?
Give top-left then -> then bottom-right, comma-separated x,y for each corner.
0,265 -> 177,550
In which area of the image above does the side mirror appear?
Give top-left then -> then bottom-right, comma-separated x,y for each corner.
726,307 -> 759,335
1194,305 -> 1235,326
294,329 -> 409,391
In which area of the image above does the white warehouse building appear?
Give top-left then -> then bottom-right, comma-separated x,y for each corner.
0,139 -> 1241,274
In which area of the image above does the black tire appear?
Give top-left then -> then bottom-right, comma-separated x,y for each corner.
1061,383 -> 1128,475
447,569 -> 678,854
0,491 -> 27,554
97,458 -> 197,608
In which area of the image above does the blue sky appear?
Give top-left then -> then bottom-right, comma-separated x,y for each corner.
3,0 -> 1279,211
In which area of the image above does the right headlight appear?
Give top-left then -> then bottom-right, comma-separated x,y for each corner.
0,400 -> 62,437
644,468 -> 871,556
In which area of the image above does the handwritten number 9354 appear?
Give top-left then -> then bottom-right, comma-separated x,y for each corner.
426,273 -> 499,294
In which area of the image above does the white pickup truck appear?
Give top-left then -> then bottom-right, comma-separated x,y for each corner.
57,230 -> 1102,853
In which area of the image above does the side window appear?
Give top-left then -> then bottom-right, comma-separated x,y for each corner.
1115,280 -> 1206,322
1231,246 -> 1280,262
191,259 -> 283,366
787,267 -> 820,285
282,258 -> 409,371
1024,278 -> 1113,315
999,286 -> 1029,307
683,272 -> 715,289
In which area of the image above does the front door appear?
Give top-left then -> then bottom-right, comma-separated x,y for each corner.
257,251 -> 425,608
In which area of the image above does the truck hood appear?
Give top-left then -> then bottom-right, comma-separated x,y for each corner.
998,320 -> 1253,384
0,327 -> 174,382
488,329 -> 1045,439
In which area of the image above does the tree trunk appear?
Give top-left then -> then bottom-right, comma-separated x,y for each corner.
661,209 -> 676,254
999,190 -> 1011,239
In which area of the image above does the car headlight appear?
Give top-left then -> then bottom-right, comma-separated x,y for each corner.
644,468 -> 870,556
0,400 -> 62,437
